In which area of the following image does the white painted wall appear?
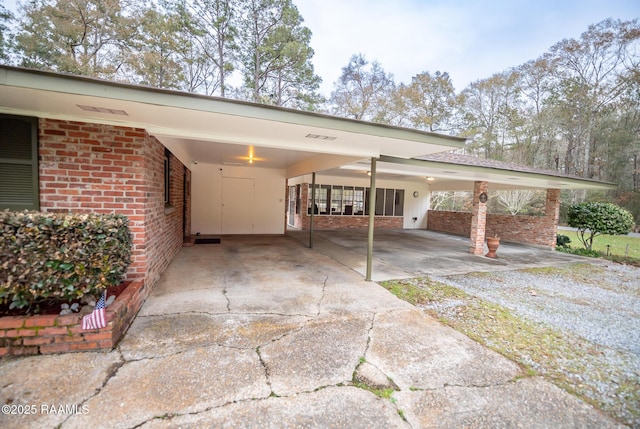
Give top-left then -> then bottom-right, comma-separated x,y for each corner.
191,163 -> 286,235
289,174 -> 431,229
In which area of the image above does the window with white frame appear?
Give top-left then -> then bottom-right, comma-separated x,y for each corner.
307,184 -> 404,217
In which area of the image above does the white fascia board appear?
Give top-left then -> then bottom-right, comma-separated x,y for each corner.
378,156 -> 617,191
0,67 -> 465,150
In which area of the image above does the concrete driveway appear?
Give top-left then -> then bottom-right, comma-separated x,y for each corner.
0,235 -> 621,428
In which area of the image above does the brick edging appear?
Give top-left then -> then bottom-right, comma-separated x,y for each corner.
0,279 -> 146,356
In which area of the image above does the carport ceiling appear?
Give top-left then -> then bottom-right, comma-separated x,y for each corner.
0,66 -> 465,174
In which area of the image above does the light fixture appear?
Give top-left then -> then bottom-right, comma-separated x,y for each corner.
426,177 -> 435,181
367,171 -> 371,176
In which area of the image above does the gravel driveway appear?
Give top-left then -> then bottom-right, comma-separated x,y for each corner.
433,261 -> 640,427
435,262 -> 640,354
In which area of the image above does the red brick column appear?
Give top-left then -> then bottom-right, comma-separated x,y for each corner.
469,181 -> 489,255
545,188 -> 561,249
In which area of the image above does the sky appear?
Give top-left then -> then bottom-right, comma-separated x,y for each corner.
294,0 -> 640,95
3,0 -> 639,96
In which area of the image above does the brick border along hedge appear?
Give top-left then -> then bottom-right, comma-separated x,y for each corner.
0,280 -> 145,356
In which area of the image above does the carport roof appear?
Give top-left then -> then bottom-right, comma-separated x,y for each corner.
0,66 -> 464,175
331,152 -> 616,190
0,66 -> 619,191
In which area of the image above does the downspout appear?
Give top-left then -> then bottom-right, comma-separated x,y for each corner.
309,172 -> 316,248
366,158 -> 377,281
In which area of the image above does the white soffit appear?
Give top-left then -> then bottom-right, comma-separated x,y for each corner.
0,67 -> 465,171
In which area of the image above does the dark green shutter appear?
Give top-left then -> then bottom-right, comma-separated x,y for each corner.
0,115 -> 39,211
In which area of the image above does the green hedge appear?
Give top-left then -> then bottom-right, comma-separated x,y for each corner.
0,211 -> 132,314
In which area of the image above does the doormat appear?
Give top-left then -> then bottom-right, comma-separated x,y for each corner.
194,238 -> 221,244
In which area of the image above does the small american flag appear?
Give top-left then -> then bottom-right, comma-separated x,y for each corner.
82,290 -> 107,330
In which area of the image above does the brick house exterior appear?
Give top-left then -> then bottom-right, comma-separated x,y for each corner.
0,67 -> 614,354
0,117 -> 190,356
38,119 -> 190,287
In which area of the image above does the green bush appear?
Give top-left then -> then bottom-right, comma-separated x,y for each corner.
567,202 -> 634,251
556,234 -> 571,248
556,246 -> 602,258
0,211 -> 132,314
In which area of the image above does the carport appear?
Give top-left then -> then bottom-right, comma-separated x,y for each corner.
291,152 -> 614,280
0,66 -> 615,283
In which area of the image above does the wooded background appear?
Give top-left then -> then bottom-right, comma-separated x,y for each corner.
1,0 -> 638,222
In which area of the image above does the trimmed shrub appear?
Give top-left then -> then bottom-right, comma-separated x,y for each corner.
567,202 -> 634,251
556,234 -> 571,248
0,211 -> 132,314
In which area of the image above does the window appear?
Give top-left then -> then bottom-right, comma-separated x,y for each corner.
164,149 -> 171,205
353,187 -> 365,215
0,115 -> 39,210
384,189 -> 395,216
330,187 -> 342,214
395,189 -> 405,216
342,187 -> 354,215
308,184 -> 330,214
374,189 -> 385,215
307,184 -> 405,217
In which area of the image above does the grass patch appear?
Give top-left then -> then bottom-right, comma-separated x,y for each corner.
559,230 -> 640,259
520,263 -> 607,284
352,381 -> 396,399
556,245 -> 640,267
379,276 -> 640,427
383,277 -> 466,306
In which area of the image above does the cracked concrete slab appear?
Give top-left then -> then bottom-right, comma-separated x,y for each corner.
354,361 -> 399,391
319,280 -> 414,315
395,377 -> 623,428
0,352 -> 122,429
139,386 -> 409,429
64,346 -> 270,429
0,235 -> 620,428
367,309 -> 521,390
120,313 -> 310,360
260,314 -> 371,396
137,288 -> 229,316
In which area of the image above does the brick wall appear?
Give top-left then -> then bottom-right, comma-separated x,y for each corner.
485,215 -> 556,247
38,119 -> 188,287
427,188 -> 560,249
0,280 -> 145,356
304,215 -> 403,229
184,169 -> 192,238
427,210 -> 472,236
140,137 -> 185,288
486,189 -> 560,248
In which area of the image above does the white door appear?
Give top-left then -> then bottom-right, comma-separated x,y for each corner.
222,177 -> 254,234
